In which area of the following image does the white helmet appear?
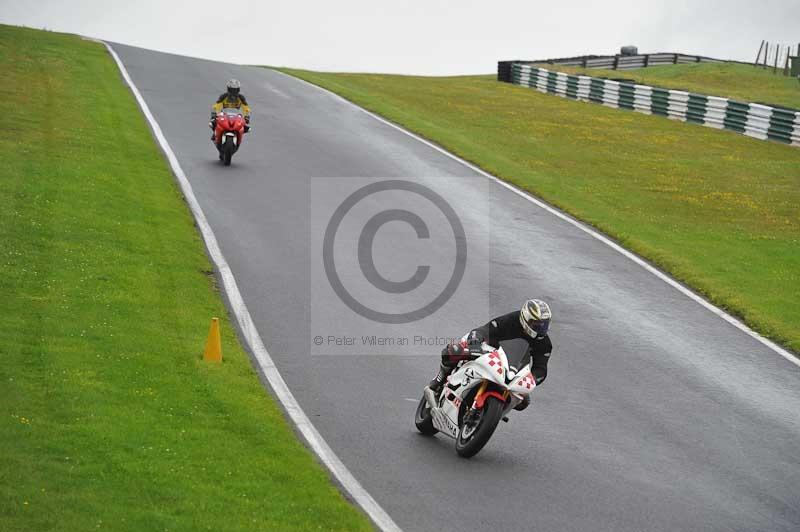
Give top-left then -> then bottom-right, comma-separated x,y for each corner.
519,299 -> 551,339
226,78 -> 241,95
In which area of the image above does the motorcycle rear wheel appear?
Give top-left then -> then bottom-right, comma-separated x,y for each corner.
455,396 -> 504,458
414,395 -> 438,436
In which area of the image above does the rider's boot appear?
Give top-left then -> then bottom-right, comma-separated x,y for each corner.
428,363 -> 450,394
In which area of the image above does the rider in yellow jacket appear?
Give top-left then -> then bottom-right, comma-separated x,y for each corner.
210,78 -> 251,139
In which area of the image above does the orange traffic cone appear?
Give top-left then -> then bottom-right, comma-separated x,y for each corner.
203,317 -> 222,362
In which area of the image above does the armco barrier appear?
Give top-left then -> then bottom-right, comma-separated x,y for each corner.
525,52 -> 736,71
507,63 -> 800,147
497,61 -> 513,83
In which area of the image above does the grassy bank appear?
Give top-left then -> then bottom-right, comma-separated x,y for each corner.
0,25 -> 371,531
279,68 -> 800,354
535,62 -> 800,109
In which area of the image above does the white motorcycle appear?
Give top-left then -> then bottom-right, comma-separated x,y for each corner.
415,343 -> 536,458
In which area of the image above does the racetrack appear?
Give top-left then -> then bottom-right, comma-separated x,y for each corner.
111,43 -> 800,532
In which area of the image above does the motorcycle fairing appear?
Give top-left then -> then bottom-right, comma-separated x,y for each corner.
431,346 -> 533,437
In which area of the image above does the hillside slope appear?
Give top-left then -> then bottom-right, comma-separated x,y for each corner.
0,25 -> 371,532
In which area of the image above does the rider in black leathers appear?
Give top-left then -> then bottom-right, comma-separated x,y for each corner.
429,299 -> 553,410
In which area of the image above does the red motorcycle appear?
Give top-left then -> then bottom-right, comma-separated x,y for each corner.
210,108 -> 248,166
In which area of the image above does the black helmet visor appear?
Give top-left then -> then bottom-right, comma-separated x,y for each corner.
525,317 -> 550,337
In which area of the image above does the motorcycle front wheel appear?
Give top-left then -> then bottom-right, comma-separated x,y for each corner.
414,395 -> 438,436
223,137 -> 234,166
455,396 -> 504,458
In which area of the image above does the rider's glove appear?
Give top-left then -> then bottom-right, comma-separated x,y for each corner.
443,344 -> 462,357
466,330 -> 483,351
245,116 -> 250,123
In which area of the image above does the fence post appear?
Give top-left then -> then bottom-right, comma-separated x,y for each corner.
582,56 -> 587,68
673,53 -> 679,64
755,40 -> 765,65
613,55 -> 619,69
644,54 -> 650,67
774,44 -> 779,74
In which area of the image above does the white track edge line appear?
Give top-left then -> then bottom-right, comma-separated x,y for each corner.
102,43 -> 402,532
272,69 -> 800,369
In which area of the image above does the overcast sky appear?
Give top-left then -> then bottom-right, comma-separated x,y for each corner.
2,1 -> 798,75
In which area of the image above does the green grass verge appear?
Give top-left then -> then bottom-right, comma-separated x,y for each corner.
278,68 -> 800,354
0,25 -> 371,532
535,62 -> 800,110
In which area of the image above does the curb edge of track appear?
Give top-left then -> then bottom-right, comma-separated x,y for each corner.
101,41 -> 403,532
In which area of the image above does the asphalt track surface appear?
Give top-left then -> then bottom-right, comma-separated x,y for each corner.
112,43 -> 800,532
